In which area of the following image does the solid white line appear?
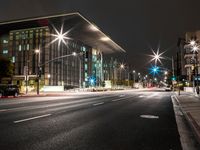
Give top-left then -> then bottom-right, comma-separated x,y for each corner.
14,114 -> 51,124
93,102 -> 104,106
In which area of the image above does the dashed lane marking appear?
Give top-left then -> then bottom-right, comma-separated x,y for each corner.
112,99 -> 122,102
139,95 -> 145,98
93,102 -> 104,106
14,114 -> 51,124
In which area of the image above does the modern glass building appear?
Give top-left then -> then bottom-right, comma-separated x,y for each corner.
0,12 -> 125,91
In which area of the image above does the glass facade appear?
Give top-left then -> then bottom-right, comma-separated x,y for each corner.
0,15 -> 109,91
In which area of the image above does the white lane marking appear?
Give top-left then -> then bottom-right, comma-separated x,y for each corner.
140,115 -> 159,119
139,95 -> 144,98
0,95 -> 118,113
93,102 -> 104,106
14,114 -> 51,124
119,94 -> 125,97
112,99 -> 122,102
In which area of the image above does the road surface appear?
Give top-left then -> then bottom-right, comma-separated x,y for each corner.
0,89 -> 182,150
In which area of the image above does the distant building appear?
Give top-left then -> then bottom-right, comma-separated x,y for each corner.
178,31 -> 200,85
0,12 -> 125,91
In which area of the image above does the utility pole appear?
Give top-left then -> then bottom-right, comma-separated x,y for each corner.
172,56 -> 175,91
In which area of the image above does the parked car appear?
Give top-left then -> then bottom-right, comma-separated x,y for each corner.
0,84 -> 19,98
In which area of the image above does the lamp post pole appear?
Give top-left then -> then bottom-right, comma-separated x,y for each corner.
133,70 -> 136,88
195,51 -> 199,94
35,50 -> 40,95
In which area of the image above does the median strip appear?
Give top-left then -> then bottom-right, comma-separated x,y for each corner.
14,114 -> 51,124
93,102 -> 104,106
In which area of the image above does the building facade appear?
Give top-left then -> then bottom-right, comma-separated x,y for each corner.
0,13 -> 124,91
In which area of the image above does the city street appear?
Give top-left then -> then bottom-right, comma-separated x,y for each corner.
0,89 -> 182,150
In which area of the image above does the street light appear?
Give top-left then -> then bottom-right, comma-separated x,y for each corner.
189,41 -> 199,94
35,48 -> 40,95
190,40 -> 196,46
119,64 -> 125,86
150,49 -> 165,65
72,52 -> 83,89
133,70 -> 136,88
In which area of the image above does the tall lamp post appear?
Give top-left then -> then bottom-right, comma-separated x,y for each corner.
133,70 -> 136,88
72,52 -> 83,89
35,49 -> 40,95
190,41 -> 199,94
120,64 -> 125,86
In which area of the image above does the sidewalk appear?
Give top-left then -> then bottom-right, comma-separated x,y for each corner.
174,91 -> 200,145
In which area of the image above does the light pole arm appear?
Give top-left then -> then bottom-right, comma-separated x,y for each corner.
39,52 -> 83,67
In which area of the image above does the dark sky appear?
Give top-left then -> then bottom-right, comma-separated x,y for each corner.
1,0 -> 200,73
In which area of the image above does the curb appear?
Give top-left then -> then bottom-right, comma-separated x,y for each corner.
174,95 -> 200,145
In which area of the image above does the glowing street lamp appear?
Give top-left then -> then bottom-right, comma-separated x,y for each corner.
89,25 -> 99,31
72,51 -> 82,88
190,40 -> 196,46
191,45 -> 199,53
133,70 -> 136,87
150,49 -> 165,65
100,37 -> 110,41
35,49 -> 40,95
120,64 -> 125,69
72,52 -> 77,56
51,24 -> 72,47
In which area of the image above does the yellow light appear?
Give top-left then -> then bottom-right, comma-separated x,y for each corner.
190,40 -> 196,46
35,49 -> 40,53
89,25 -> 99,31
101,37 -> 110,41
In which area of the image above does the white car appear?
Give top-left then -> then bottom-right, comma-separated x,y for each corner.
165,85 -> 172,91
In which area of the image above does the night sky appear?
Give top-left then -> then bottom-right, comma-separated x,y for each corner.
1,0 -> 200,73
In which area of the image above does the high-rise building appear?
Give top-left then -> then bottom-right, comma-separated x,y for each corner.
181,31 -> 200,85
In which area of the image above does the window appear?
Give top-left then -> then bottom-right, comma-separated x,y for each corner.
82,46 -> 86,52
19,45 -> 22,51
85,64 -> 88,70
3,49 -> 8,54
3,40 -> 8,44
12,56 -> 15,63
27,44 -> 30,50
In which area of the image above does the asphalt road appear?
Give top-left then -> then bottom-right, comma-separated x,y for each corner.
0,89 -> 182,150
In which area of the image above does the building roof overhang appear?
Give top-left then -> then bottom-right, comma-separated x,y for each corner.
0,12 -> 125,54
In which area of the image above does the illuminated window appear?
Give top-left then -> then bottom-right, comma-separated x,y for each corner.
85,64 -> 88,70
19,45 -> 22,51
3,50 -> 8,54
27,44 -> 29,50
3,40 -> 8,44
12,56 -> 15,63
82,46 -> 86,52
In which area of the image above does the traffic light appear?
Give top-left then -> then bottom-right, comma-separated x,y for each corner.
172,76 -> 176,81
